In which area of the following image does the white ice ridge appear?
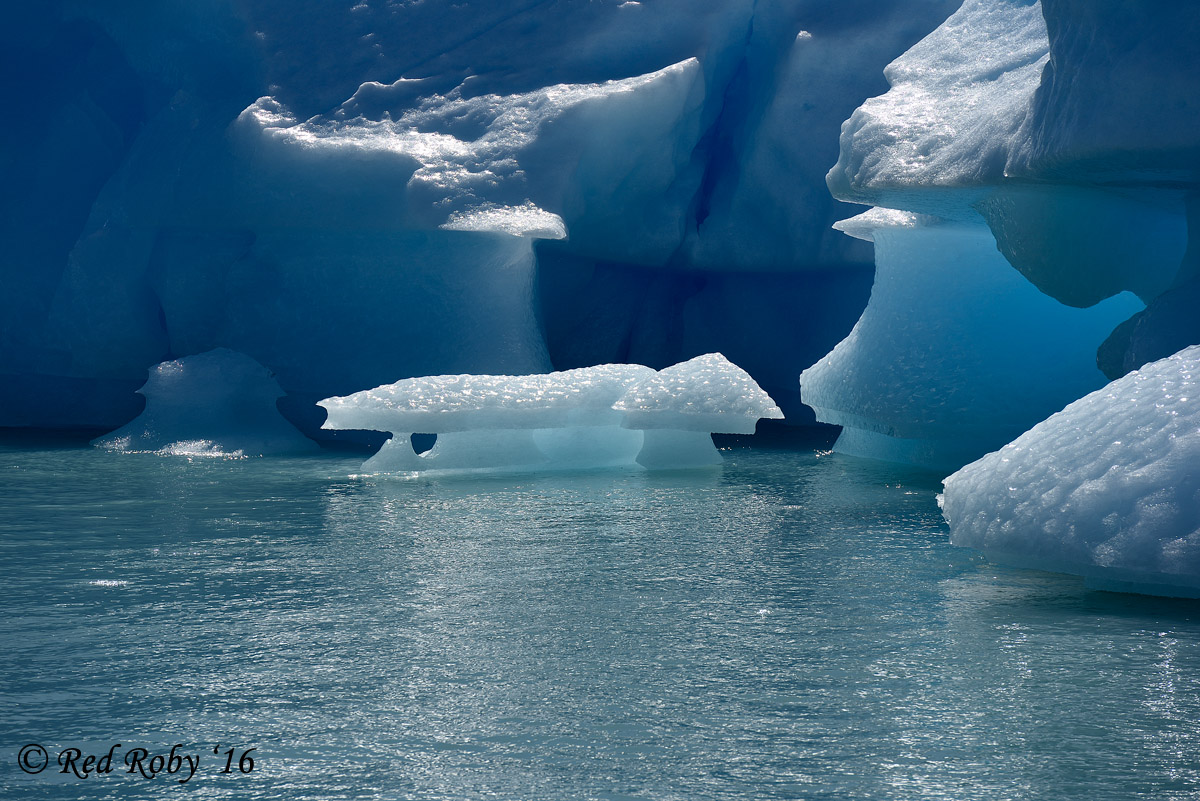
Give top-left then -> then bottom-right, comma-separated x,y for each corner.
941,345 -> 1200,598
827,0 -> 1049,201
93,349 -> 318,457
237,58 -> 701,240
319,353 -> 782,473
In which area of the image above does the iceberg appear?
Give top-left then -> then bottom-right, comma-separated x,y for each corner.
615,352 -> 784,468
810,0 -> 1200,469
319,353 -> 781,474
941,346 -> 1200,598
2,1 -> 957,432
93,349 -> 317,457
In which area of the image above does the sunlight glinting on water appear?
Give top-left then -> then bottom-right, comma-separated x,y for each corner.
3,444 -> 1200,800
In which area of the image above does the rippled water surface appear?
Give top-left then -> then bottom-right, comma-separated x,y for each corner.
3,440 -> 1200,800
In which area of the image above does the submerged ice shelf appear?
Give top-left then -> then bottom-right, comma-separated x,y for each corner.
319,353 -> 782,474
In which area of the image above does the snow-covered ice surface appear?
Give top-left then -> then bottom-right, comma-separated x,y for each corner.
93,349 -> 317,457
615,353 -> 783,435
942,345 -> 1200,597
320,354 -> 780,473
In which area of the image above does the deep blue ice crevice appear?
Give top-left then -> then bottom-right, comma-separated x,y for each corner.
687,1 -> 758,235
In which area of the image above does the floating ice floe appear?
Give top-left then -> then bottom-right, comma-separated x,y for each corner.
319,353 -> 782,473
93,349 -> 317,457
941,345 -> 1200,598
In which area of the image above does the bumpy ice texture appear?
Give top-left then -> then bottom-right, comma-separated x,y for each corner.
827,0 -> 1049,202
942,345 -> 1200,597
615,353 -> 784,468
94,349 -> 316,457
320,364 -> 655,433
319,354 -> 780,473
615,353 -> 783,435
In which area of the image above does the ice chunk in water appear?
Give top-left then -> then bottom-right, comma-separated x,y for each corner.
614,353 -> 783,468
942,345 -> 1200,598
614,353 -> 784,435
93,349 -> 317,457
321,363 -> 654,474
319,354 -> 782,474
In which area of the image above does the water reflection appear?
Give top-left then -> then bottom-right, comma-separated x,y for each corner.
935,568 -> 1200,798
317,464 -> 795,797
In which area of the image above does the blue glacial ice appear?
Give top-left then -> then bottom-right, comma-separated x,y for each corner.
93,348 -> 317,457
7,0 -> 1200,588
941,345 -> 1200,598
807,0 -> 1200,470
319,353 -> 781,474
0,0 -> 958,431
805,0 -> 1200,594
799,209 -> 1142,471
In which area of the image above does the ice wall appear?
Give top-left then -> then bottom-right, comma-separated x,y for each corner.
810,0 -> 1200,468
1,0 -> 958,434
800,211 -> 1140,470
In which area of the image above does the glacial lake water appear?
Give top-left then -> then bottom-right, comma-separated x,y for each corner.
3,437 -> 1200,800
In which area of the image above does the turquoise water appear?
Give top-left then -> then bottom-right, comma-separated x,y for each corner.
3,440 -> 1200,800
